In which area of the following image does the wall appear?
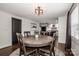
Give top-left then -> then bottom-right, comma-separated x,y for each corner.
22,19 -> 40,35
0,10 -> 39,49
0,11 -> 12,48
58,15 -> 67,43
40,18 -> 58,24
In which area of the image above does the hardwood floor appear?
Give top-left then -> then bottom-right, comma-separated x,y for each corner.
0,44 -> 18,56
0,43 -> 73,56
58,43 -> 74,56
58,43 -> 65,52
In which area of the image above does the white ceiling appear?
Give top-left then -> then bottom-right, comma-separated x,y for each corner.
0,3 -> 72,23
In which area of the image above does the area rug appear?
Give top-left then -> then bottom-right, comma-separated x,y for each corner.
9,47 -> 64,56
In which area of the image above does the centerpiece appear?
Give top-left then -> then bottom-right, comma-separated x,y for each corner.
34,30 -> 39,40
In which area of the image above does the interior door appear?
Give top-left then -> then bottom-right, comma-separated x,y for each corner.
12,17 -> 21,45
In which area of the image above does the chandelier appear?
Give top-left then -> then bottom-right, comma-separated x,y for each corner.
35,6 -> 43,15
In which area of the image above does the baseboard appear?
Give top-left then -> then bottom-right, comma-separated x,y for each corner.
0,44 -> 12,49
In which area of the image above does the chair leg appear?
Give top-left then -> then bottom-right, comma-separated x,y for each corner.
50,52 -> 52,56
23,46 -> 27,56
19,48 -> 24,56
36,48 -> 40,56
50,48 -> 52,56
53,48 -> 55,56
50,45 -> 52,56
19,48 -> 21,56
53,50 -> 55,56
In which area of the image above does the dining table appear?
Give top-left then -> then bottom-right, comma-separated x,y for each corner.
22,35 -> 53,55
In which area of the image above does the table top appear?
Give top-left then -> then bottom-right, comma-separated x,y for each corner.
23,36 -> 53,47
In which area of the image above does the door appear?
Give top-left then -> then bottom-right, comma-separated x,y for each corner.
12,17 -> 22,45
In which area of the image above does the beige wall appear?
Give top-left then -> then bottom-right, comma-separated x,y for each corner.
58,15 -> 67,43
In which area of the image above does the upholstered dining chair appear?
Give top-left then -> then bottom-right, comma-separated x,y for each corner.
16,33 -> 36,56
39,33 -> 57,56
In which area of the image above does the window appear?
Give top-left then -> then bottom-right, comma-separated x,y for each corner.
71,6 -> 79,40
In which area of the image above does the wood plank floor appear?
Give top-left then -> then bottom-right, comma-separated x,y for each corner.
0,44 -> 18,56
0,43 -> 73,56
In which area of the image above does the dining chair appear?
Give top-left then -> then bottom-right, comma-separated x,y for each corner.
24,31 -> 31,37
39,33 -> 57,56
40,31 -> 47,36
16,33 -> 23,56
16,33 -> 36,56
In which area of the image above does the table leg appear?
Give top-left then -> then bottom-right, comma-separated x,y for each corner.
36,48 -> 40,56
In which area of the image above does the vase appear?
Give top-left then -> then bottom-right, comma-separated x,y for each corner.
35,34 -> 38,40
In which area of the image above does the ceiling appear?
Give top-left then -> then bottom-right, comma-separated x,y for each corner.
0,3 -> 72,23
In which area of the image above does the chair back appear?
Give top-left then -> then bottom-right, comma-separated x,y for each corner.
52,33 -> 57,47
24,31 -> 31,37
49,32 -> 57,56
16,33 -> 27,55
16,33 -> 23,48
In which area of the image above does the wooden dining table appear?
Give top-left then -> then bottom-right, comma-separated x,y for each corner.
23,35 -> 53,47
22,35 -> 53,55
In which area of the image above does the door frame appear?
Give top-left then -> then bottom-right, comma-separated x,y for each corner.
12,17 -> 22,45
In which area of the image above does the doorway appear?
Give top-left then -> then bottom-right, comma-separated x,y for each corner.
41,26 -> 46,32
12,17 -> 22,45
